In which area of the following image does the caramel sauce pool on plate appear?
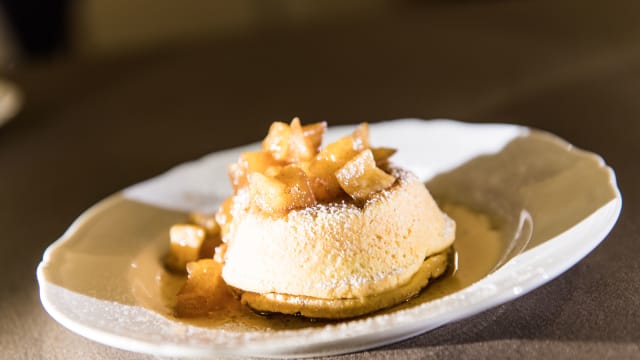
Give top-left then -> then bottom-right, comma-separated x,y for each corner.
148,202 -> 505,330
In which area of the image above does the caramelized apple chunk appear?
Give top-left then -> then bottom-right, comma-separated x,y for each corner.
302,121 -> 327,151
287,117 -> 317,162
248,172 -> 288,213
308,159 -> 345,202
175,257 -> 232,317
261,118 -> 326,164
262,122 -> 291,161
351,122 -> 370,150
308,123 -> 372,201
336,149 -> 397,200
371,147 -> 397,166
228,151 -> 279,192
309,135 -> 355,201
188,212 -> 221,236
276,165 -> 317,208
314,123 -> 370,164
229,119 -> 397,208
248,165 -> 316,213
315,136 -> 357,164
164,224 -> 206,272
187,212 -> 222,259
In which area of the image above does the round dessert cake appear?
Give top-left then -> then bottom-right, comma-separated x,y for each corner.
212,119 -> 456,319
222,168 -> 455,318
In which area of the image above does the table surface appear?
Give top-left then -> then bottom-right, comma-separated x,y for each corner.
2,1 -> 640,359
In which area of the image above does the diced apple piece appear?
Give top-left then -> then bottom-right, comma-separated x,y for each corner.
286,117 -> 316,162
302,121 -> 327,151
336,149 -> 397,200
310,135 -> 365,201
164,224 -> 206,272
261,118 -> 324,163
264,165 -> 283,177
188,212 -> 220,236
248,172 -> 289,213
351,122 -> 370,151
308,159 -> 345,202
228,151 -> 280,191
188,212 -> 222,259
315,136 -> 359,164
248,166 -> 316,213
296,160 -> 313,176
371,147 -> 397,166
262,122 -> 291,161
315,123 -> 369,164
275,165 -> 316,209
175,258 -> 232,317
242,151 -> 279,171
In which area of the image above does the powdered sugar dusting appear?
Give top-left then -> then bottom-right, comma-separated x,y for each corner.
221,166 -> 452,299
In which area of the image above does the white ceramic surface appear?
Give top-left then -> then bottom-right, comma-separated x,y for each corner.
0,79 -> 22,127
37,119 -> 622,358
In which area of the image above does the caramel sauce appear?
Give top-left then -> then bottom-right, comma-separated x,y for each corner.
385,203 -> 504,313
140,202 -> 505,330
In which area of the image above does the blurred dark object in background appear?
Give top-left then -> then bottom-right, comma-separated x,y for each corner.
0,0 -> 393,62
1,0 -> 71,59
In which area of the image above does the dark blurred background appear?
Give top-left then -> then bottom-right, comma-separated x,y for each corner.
1,0 -> 70,59
2,0 -> 639,148
0,0 -> 410,62
1,2 -> 640,358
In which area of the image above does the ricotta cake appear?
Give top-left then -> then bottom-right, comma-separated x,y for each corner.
213,119 -> 455,318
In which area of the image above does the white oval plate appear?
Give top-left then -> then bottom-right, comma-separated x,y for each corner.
37,119 -> 621,358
